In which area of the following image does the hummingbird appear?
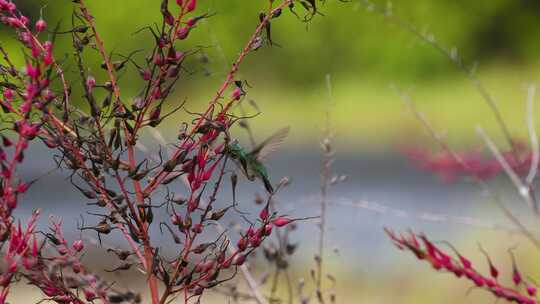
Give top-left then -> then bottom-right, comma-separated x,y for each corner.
225,127 -> 289,194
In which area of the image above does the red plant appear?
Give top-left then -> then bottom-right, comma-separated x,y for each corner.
403,144 -> 533,183
403,140 -> 533,182
0,1 -> 324,303
386,229 -> 538,304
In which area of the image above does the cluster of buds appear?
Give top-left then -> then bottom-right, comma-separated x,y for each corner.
386,229 -> 538,304
161,203 -> 296,299
0,1 -> 69,302
134,0 -> 208,124
403,145 -> 534,183
0,0 -> 60,223
0,210 -> 39,303
21,219 -> 131,303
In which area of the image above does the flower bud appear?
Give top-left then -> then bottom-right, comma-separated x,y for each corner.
263,224 -> 273,236
259,207 -> 269,221
26,62 -> 40,80
3,89 -> 13,101
191,223 -> 203,234
35,19 -> 46,32
272,217 -> 292,227
16,182 -> 29,193
176,27 -> 190,40
58,246 -> 68,255
232,254 -> 245,266
186,17 -> 198,27
187,0 -> 196,12
19,16 -> 29,26
231,87 -> 242,100
237,237 -> 247,251
526,283 -> 537,297
139,68 -> 152,81
86,76 -> 96,92
73,239 -> 84,252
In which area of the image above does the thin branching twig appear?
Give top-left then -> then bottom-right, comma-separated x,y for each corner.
395,86 -> 540,249
526,84 -> 539,185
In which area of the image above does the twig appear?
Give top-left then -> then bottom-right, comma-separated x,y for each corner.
316,74 -> 334,304
331,197 -> 539,235
476,126 -> 537,214
526,84 -> 539,185
363,0 -> 519,156
395,87 -> 540,249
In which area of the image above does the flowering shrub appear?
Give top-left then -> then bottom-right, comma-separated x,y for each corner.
0,1 -> 325,303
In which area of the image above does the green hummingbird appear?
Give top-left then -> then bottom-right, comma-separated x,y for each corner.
225,127 -> 290,194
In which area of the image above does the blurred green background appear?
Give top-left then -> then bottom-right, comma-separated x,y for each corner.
5,1 -> 540,303
7,0 -> 540,151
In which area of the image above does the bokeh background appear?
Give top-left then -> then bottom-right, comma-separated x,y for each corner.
5,0 -> 540,303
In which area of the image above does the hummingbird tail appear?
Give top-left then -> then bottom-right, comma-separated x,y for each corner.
263,176 -> 274,194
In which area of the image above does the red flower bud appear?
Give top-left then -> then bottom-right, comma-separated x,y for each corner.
272,217 -> 292,227
84,290 -> 97,301
86,76 -> 96,92
19,16 -> 29,26
154,53 -> 165,66
18,122 -> 40,139
176,27 -> 190,40
171,214 -> 181,225
58,246 -> 68,255
16,182 -> 29,193
163,11 -> 174,26
263,224 -> 273,236
232,253 -> 245,266
513,268 -> 522,285
73,239 -> 84,252
231,87 -> 242,101
191,223 -> 203,234
249,235 -> 262,247
259,206 -> 269,221
139,68 -> 152,80
526,283 -> 537,297
237,237 -> 247,251
149,105 -> 162,121
186,17 -> 198,27
246,226 -> 255,237
187,0 -> 196,12
6,17 -> 22,28
3,89 -> 13,100
2,136 -> 12,147
35,19 -> 46,32
26,62 -> 40,80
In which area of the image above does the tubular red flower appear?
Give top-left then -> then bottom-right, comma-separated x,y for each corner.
272,217 -> 292,227
387,230 -> 538,304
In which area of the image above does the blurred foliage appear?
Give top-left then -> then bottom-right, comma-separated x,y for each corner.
8,0 -> 540,86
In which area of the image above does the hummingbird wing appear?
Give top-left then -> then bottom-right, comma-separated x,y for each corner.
251,126 -> 290,162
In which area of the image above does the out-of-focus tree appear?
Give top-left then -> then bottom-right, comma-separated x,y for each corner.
9,0 -> 540,87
